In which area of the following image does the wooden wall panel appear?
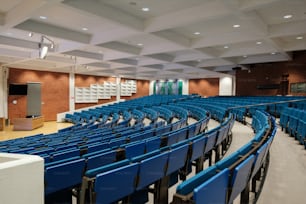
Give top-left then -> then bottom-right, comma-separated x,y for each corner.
236,51 -> 306,96
189,78 -> 219,97
8,68 -> 69,121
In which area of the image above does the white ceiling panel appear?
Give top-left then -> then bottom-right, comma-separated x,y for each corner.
0,0 -> 304,79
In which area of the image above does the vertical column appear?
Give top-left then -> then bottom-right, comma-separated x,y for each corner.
69,67 -> 75,112
182,79 -> 189,95
116,76 -> 121,101
219,76 -> 235,96
0,67 -> 8,118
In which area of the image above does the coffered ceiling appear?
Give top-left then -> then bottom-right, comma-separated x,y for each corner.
0,0 -> 305,80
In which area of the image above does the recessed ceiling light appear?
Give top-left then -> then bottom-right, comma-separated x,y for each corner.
271,52 -> 276,55
137,43 -> 143,46
39,16 -> 47,20
224,46 -> 229,49
296,36 -> 303,40
283,14 -> 292,19
194,32 -> 201,35
256,41 -> 262,45
243,55 -> 248,58
142,7 -> 149,11
233,24 -> 240,28
82,27 -> 88,31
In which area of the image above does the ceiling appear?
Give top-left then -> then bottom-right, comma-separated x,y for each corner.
0,0 -> 306,80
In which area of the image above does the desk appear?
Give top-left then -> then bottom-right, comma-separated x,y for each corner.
13,116 -> 44,131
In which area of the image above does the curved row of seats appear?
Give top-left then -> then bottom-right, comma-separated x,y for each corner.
280,107 -> 306,148
0,95 -> 285,204
172,110 -> 277,204
77,114 -> 233,204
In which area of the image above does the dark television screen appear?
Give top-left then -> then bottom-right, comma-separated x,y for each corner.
9,84 -> 28,95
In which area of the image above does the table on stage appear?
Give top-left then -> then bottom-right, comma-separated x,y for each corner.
13,116 -> 44,131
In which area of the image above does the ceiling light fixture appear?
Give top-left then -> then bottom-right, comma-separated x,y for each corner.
233,24 -> 240,28
39,35 -> 55,59
194,32 -> 201,35
39,16 -> 47,20
142,7 -> 149,11
137,43 -> 143,46
283,14 -> 292,19
224,45 -> 229,49
243,55 -> 248,58
28,32 -> 33,37
271,52 -> 276,55
296,36 -> 303,40
256,41 -> 262,45
82,27 -> 88,31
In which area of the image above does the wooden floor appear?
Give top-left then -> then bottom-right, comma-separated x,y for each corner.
0,121 -> 73,141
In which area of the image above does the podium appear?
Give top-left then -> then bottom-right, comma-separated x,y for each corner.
13,116 -> 44,131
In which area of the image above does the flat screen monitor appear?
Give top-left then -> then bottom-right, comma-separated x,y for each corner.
9,84 -> 28,95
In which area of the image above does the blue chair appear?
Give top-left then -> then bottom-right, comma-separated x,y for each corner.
52,148 -> 80,161
125,141 -> 146,159
136,151 -> 169,190
251,142 -> 269,178
203,131 -> 218,153
176,166 -> 218,196
190,136 -> 207,162
166,143 -> 189,175
227,155 -> 255,204
86,150 -> 117,170
145,137 -> 161,152
45,158 -> 85,195
94,163 -> 139,204
193,168 -> 230,204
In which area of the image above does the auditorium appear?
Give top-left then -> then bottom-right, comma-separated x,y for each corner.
0,0 -> 306,204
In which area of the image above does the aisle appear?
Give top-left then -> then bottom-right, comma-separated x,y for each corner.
257,128 -> 306,204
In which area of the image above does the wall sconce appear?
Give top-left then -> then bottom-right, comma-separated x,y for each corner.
39,35 -> 54,59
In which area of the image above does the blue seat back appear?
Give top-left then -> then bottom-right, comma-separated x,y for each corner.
125,141 -> 146,159
136,151 -> 169,190
94,163 -> 139,204
251,142 -> 269,178
176,166 -> 217,195
166,143 -> 189,175
203,131 -> 218,153
45,158 -> 85,195
190,136 -> 206,161
86,150 -> 117,170
194,168 -> 229,204
228,155 -> 255,204
145,137 -> 161,152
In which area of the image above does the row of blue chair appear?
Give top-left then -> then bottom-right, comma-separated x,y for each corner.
77,114 -> 234,204
280,107 -> 306,147
172,110 -> 277,204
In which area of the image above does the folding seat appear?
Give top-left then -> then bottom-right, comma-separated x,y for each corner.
125,141 -> 146,159
52,148 -> 80,161
45,158 -> 86,204
227,155 -> 255,204
166,143 -> 189,175
86,150 -> 117,170
145,137 -> 161,152
94,163 -> 139,204
288,109 -> 304,137
136,151 -> 169,191
193,168 -> 230,204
